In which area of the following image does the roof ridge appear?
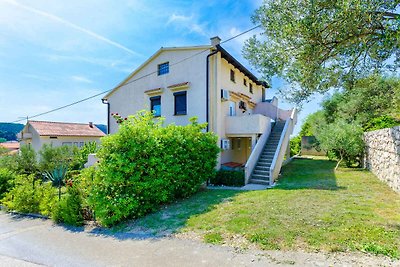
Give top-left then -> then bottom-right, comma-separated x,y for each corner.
28,120 -> 97,126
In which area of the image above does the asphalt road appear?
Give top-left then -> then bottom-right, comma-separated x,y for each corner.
1,212 -> 398,267
0,212 -> 275,267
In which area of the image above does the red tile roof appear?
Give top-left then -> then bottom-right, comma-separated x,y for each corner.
0,142 -> 19,150
28,121 -> 106,137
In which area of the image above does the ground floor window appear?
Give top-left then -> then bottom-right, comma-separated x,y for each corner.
150,96 -> 161,117
174,91 -> 187,115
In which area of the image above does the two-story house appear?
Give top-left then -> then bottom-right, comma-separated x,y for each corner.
102,37 -> 297,186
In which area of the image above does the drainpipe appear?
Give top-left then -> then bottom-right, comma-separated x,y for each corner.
206,50 -> 218,132
101,98 -> 110,134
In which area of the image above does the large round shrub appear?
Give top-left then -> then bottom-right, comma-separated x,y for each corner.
89,111 -> 219,226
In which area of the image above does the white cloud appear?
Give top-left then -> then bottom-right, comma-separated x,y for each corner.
1,0 -> 141,57
71,75 -> 93,84
167,14 -> 193,24
167,13 -> 207,37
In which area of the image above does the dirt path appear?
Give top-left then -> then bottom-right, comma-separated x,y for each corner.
0,212 -> 398,266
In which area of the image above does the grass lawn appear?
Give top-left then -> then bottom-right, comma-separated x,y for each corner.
178,158 -> 400,258
118,157 -> 399,258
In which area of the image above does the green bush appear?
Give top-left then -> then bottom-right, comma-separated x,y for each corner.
290,135 -> 301,156
0,168 -> 16,200
89,111 -> 219,226
3,175 -> 42,213
364,115 -> 400,131
210,170 -> 244,187
38,182 -> 58,216
52,185 -> 84,226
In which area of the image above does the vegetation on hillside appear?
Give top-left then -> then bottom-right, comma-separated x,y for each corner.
0,123 -> 24,141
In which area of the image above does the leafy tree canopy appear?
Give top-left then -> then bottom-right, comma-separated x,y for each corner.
244,0 -> 400,105
321,74 -> 400,130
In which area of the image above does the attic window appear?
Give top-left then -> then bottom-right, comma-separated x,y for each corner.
49,136 -> 58,139
158,62 -> 169,76
230,69 -> 235,82
243,79 -> 247,86
249,83 -> 253,94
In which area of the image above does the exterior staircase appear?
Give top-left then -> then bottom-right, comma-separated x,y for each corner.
248,121 -> 286,185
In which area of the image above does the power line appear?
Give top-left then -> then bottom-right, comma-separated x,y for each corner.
9,25 -> 262,124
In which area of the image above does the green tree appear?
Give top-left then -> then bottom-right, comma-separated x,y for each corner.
316,119 -> 364,169
244,0 -> 400,104
16,145 -> 38,176
321,74 -> 400,130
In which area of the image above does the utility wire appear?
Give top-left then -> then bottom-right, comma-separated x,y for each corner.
9,25 -> 261,124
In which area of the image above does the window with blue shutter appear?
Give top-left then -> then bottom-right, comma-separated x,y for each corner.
150,96 -> 161,117
174,91 -> 187,115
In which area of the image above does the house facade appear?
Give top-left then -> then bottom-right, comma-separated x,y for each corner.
17,121 -> 105,152
102,37 -> 297,185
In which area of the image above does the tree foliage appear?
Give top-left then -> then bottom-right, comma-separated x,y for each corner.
317,119 -> 364,169
321,74 -> 400,130
244,0 -> 400,104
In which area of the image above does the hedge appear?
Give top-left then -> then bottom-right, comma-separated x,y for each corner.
89,111 -> 219,226
210,170 -> 245,187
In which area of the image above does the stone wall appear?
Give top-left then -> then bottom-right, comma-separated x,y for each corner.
363,126 -> 400,193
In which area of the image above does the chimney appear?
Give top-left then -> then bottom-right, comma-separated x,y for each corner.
210,36 -> 221,47
89,122 -> 93,128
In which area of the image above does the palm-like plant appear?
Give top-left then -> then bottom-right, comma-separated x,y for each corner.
43,165 -> 68,200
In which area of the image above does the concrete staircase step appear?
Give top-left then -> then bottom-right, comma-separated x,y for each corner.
248,178 -> 270,185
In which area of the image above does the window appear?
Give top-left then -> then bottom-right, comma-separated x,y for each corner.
249,83 -> 253,94
229,101 -> 236,116
243,79 -> 247,86
230,69 -> 235,82
150,96 -> 161,117
158,62 -> 169,75
62,142 -> 72,146
174,91 -> 187,115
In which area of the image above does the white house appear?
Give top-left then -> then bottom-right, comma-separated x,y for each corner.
102,37 -> 297,185
17,120 -> 105,152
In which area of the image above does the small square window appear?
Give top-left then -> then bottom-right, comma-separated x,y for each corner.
243,79 -> 247,86
249,83 -> 253,94
230,69 -> 235,82
158,62 -> 169,76
174,91 -> 187,115
150,96 -> 161,117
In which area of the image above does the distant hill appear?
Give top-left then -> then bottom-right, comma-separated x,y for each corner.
0,123 -> 24,141
95,124 -> 107,134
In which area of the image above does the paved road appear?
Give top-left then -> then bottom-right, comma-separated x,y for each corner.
0,212 -> 276,267
0,212 -> 398,267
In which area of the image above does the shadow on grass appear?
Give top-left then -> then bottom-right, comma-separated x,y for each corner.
276,158 -> 346,191
87,189 -> 241,241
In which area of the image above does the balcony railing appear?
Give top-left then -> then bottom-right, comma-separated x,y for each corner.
225,114 -> 270,135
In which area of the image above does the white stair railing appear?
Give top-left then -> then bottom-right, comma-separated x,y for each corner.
269,108 -> 297,185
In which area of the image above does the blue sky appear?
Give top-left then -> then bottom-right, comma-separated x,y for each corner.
0,0 -> 323,134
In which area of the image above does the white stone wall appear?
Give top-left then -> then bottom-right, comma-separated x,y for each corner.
364,126 -> 400,193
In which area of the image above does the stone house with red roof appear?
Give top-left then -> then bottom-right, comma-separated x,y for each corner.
17,120 -> 105,152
